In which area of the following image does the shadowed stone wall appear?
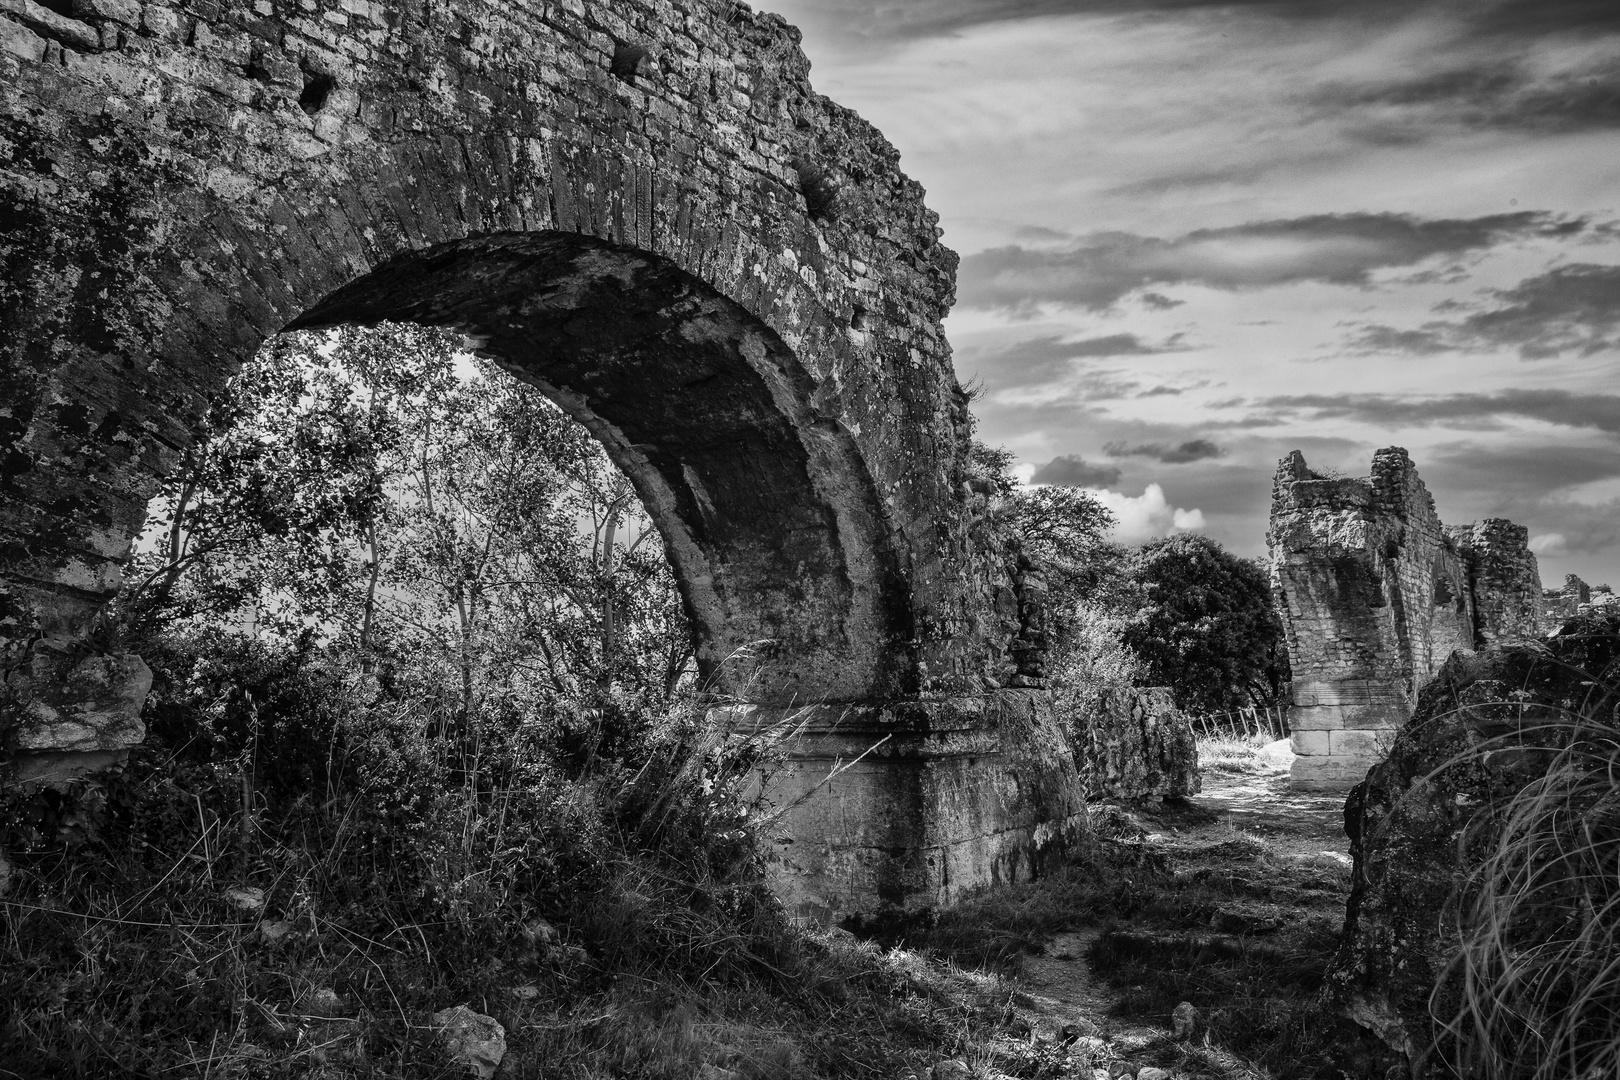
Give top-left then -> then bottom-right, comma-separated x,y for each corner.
0,0 -> 1082,921
1267,448 -> 1543,790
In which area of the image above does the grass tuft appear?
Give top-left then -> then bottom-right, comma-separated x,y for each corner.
1428,624 -> 1620,1080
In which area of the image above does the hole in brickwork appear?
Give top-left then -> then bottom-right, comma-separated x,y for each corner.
299,69 -> 335,115
850,305 -> 867,332
792,156 -> 839,222
610,44 -> 651,83
37,0 -> 73,16
244,55 -> 273,83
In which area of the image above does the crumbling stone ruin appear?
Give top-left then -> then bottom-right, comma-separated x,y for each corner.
0,0 -> 1083,921
1543,572 -> 1618,622
1080,686 -> 1200,802
1267,448 -> 1544,790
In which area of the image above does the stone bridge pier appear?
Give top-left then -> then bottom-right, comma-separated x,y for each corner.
0,0 -> 1084,921
1267,449 -> 1544,790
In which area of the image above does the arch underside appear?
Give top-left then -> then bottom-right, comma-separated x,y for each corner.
291,231 -> 911,705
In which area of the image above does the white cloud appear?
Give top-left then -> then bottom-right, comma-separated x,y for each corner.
1086,483 -> 1206,544
1529,532 -> 1569,556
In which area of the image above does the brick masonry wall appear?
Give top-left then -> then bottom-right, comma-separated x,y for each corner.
1268,448 -> 1543,789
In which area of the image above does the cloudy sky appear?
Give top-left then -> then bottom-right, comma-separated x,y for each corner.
767,0 -> 1620,586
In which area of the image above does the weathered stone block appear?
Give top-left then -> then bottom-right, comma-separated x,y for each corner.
7,647 -> 151,753
1289,754 -> 1373,790
1287,706 -> 1348,731
742,691 -> 1086,924
74,0 -> 140,27
1329,728 -> 1392,758
1292,729 -> 1332,756
0,14 -> 46,60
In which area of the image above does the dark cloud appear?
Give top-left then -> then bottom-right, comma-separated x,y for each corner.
960,332 -> 1185,392
1257,388 -> 1620,435
1320,58 -> 1620,137
1140,292 -> 1184,310
1346,264 -> 1620,360
1456,264 -> 1620,359
1104,438 -> 1225,463
1473,0 -> 1620,39
1030,454 -> 1122,487
1063,333 -> 1172,357
1344,325 -> 1454,355
1425,441 -> 1620,499
957,213 -> 1579,313
772,0 -> 1620,51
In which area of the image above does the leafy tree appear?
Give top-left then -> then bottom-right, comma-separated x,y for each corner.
1117,533 -> 1289,713
968,439 -> 1122,609
121,323 -> 696,781
1001,484 -> 1124,610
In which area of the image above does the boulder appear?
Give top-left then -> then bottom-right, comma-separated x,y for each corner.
1081,686 -> 1200,800
1328,613 -> 1620,1077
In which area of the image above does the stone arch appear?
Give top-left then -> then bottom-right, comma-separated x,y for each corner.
289,230 -> 911,703
0,0 -> 1085,919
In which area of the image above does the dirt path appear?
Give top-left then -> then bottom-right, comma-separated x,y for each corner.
1186,752 -> 1351,860
988,741 -> 1354,1079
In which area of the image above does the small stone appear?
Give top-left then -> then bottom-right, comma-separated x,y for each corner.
432,1005 -> 506,1080
520,917 -> 558,947
259,919 -> 295,945
224,885 -> 265,913
1137,1068 -> 1171,1080
931,1060 -> 973,1080
1066,1017 -> 1101,1039
1170,1000 -> 1199,1040
1031,1015 -> 1067,1045
0,851 -> 13,897
511,984 -> 540,1000
304,987 -> 345,1017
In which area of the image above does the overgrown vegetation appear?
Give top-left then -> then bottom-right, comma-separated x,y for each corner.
1428,620 -> 1620,1080
0,326 -> 975,1077
972,442 -> 1291,742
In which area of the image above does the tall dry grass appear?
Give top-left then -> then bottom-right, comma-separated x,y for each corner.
1427,620 -> 1620,1080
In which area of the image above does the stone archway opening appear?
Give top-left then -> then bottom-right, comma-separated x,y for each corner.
285,230 -> 912,708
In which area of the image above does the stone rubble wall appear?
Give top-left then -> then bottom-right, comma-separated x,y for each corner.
1267,448 -> 1543,790
1078,685 -> 1200,802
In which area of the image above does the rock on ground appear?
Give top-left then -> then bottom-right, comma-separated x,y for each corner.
432,1005 -> 506,1080
1328,612 -> 1620,1076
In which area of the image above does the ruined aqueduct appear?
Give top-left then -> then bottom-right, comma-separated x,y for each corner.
0,0 -> 1087,921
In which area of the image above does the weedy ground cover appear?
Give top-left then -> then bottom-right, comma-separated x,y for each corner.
0,706 -> 989,1080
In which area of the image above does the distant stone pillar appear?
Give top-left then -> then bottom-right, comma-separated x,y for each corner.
1268,450 -> 1544,791
1267,449 -> 1468,790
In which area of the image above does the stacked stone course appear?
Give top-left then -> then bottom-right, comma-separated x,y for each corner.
1267,448 -> 1544,790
